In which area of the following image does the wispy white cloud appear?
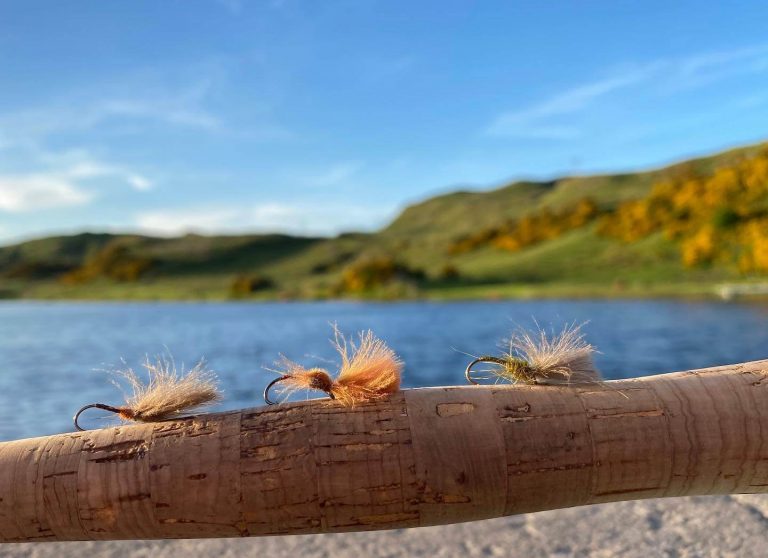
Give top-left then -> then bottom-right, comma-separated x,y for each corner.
61,159 -> 151,191
674,43 -> 768,88
61,158 -> 154,192
486,65 -> 658,138
486,43 -> 768,139
127,175 -> 153,191
501,125 -> 581,141
0,146 -> 154,213
136,207 -> 243,234
1,82 -> 222,142
0,63 -> 293,156
134,201 -> 388,236
95,98 -> 221,130
0,174 -> 92,212
65,161 -> 114,179
306,162 -> 364,187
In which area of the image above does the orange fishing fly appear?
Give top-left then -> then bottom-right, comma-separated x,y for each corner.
264,327 -> 403,406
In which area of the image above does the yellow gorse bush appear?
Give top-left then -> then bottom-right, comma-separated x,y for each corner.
340,256 -> 424,293
448,149 -> 768,275
449,198 -> 600,255
599,149 -> 768,272
739,219 -> 768,273
60,242 -> 153,284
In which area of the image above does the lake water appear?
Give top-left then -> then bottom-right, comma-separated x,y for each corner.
1,299 -> 767,441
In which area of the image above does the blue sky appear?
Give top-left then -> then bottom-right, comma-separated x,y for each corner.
2,1 -> 768,243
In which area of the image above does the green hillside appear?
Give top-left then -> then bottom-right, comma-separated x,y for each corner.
1,141 -> 766,301
380,141 -> 764,247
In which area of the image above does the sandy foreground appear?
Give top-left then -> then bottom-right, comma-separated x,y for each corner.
3,495 -> 768,557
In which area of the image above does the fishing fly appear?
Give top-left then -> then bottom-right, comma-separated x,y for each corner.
73,356 -> 222,431
465,322 -> 599,386
264,326 -> 403,406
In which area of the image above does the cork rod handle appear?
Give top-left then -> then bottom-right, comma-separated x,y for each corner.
1,360 -> 767,542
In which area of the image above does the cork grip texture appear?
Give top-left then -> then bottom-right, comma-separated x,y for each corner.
1,360 -> 767,542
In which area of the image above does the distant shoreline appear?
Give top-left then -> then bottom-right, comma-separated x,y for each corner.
3,281 -> 768,303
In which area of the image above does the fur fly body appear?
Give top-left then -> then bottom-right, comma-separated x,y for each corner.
466,323 -> 599,386
74,356 -> 222,430
266,327 -> 403,406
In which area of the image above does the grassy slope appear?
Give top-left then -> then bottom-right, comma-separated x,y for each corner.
381,141 -> 764,246
0,141 -> 764,300
427,227 -> 736,300
367,141 -> 766,285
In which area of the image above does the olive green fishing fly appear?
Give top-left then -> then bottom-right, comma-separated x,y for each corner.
465,322 -> 599,386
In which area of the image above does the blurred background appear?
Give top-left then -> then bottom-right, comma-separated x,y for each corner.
2,0 -> 768,421
2,0 -> 768,427
2,1 -> 768,301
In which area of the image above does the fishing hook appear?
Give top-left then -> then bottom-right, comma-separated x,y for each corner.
464,356 -> 510,384
263,375 -> 336,405
73,403 -> 125,432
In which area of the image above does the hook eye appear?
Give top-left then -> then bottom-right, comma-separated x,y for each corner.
73,403 -> 124,431
465,356 -> 509,385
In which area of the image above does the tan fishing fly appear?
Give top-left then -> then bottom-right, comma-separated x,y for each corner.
264,326 -> 403,406
465,322 -> 600,385
73,356 -> 222,430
